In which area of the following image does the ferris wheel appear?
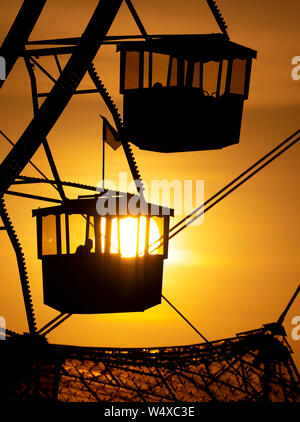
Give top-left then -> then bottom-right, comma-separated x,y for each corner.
0,0 -> 299,402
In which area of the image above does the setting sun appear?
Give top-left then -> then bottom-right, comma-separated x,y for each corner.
109,216 -> 160,257
0,0 -> 299,404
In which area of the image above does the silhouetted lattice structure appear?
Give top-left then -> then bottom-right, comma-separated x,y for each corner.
1,325 -> 299,402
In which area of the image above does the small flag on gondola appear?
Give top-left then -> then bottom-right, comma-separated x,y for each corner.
100,115 -> 122,150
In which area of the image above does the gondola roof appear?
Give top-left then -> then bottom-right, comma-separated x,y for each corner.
32,191 -> 174,218
117,33 -> 257,62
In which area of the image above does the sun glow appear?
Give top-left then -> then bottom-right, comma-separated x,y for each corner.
108,217 -> 161,257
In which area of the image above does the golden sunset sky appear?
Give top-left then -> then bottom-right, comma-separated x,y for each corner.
0,0 -> 299,367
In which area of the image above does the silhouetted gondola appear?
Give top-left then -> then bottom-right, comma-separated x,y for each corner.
32,192 -> 173,314
118,34 -> 257,152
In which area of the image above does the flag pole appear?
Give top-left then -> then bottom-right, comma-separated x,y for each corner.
102,123 -> 105,190
102,116 -> 105,190
99,114 -> 122,190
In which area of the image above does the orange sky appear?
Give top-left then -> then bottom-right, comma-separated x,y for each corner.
0,0 -> 299,369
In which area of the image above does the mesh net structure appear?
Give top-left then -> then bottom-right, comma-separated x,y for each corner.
1,325 -> 299,402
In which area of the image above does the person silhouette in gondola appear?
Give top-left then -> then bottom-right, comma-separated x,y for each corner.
76,238 -> 93,255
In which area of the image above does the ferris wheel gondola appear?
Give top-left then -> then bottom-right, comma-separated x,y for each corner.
1,1 -> 299,403
32,193 -> 173,314
118,34 -> 256,152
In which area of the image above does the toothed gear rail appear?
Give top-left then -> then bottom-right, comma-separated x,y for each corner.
18,175 -> 103,192
88,63 -> 145,199
206,0 -> 229,39
0,196 -> 37,334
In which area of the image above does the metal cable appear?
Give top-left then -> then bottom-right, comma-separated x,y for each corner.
162,295 -> 209,343
169,129 -> 300,236
148,131 -> 300,253
169,136 -> 299,240
156,134 -> 300,342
